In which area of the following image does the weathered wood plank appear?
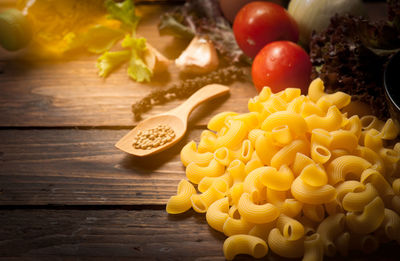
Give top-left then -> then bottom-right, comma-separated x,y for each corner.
0,4 -> 255,128
0,209 -> 398,260
0,128 -> 209,205
0,209 -> 226,260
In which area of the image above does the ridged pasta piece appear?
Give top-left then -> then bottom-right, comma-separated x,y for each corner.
315,97 -> 332,113
334,232 -> 350,257
303,204 -> 325,222
311,144 -> 331,164
354,145 -> 385,174
291,177 -> 336,205
215,119 -> 248,150
248,129 -> 265,147
305,106 -> 343,132
364,128 -> 383,151
360,169 -> 394,203
379,208 -> 400,241
360,115 -> 384,131
236,139 -> 254,163
223,216 -> 254,236
217,126 -> 228,137
186,159 -> 225,184
271,125 -> 293,145
223,234 -> 268,260
342,183 -> 378,212
255,131 -> 279,166
316,213 -> 346,257
226,112 -> 260,131
280,199 -> 303,218
346,196 -> 385,234
349,233 -> 379,254
227,159 -> 246,183
342,115 -> 362,138
261,111 -> 307,138
308,78 -> 351,109
286,95 -> 307,114
258,86 -> 272,101
214,147 -> 233,166
380,148 -> 400,165
244,152 -> 264,175
303,233 -> 324,261
248,97 -> 264,114
292,153 -> 315,177
393,178 -> 400,196
166,179 -> 196,214
324,199 -> 343,216
300,100 -> 325,117
281,88 -> 302,102
299,163 -> 328,187
248,221 -> 276,241
266,187 -> 286,206
268,228 -> 304,258
180,141 -> 214,167
276,214 -> 305,241
206,197 -> 229,233
263,95 -> 288,112
191,180 -> 227,213
207,111 -> 238,132
326,155 -> 372,185
197,172 -> 232,193
380,118 -> 400,140
330,130 -> 358,153
243,167 -> 266,203
311,128 -> 332,147
270,139 -> 310,168
335,180 -> 364,202
391,195 -> 400,215
238,192 -> 280,224
260,165 -> 294,191
317,91 -> 351,110
197,130 -> 217,153
228,182 -> 243,206
308,78 -> 325,103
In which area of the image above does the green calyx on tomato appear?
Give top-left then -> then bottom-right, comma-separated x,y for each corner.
251,41 -> 312,94
233,1 -> 299,59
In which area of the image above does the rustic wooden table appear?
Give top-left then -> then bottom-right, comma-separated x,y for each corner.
0,1 -> 397,260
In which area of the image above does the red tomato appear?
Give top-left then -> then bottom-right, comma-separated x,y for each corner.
233,1 -> 299,58
251,41 -> 312,93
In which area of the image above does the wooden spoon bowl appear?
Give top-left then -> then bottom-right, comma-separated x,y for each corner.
115,84 -> 230,157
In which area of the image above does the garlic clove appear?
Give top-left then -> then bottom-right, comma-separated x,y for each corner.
143,42 -> 171,74
175,36 -> 219,74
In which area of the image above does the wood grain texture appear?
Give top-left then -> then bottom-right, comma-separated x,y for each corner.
0,209 -> 226,260
0,209 -> 398,260
0,5 -> 255,128
0,128 -> 209,205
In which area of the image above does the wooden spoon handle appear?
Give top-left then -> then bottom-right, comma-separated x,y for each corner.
169,84 -> 230,120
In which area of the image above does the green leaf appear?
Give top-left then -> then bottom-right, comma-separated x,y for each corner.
84,25 -> 125,54
97,49 -> 131,77
121,35 -> 152,82
127,51 -> 152,82
104,0 -> 140,31
158,13 -> 195,39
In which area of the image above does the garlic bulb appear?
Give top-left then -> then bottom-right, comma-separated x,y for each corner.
175,36 -> 219,74
143,42 -> 171,74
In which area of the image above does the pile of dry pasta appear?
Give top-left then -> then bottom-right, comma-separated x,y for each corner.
166,78 -> 400,260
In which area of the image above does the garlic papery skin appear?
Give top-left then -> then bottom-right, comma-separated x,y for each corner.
143,42 -> 171,74
175,36 -> 219,74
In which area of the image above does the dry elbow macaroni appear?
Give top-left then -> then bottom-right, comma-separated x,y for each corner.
166,78 -> 400,260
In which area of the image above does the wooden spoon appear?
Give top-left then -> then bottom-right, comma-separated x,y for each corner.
115,84 -> 230,157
